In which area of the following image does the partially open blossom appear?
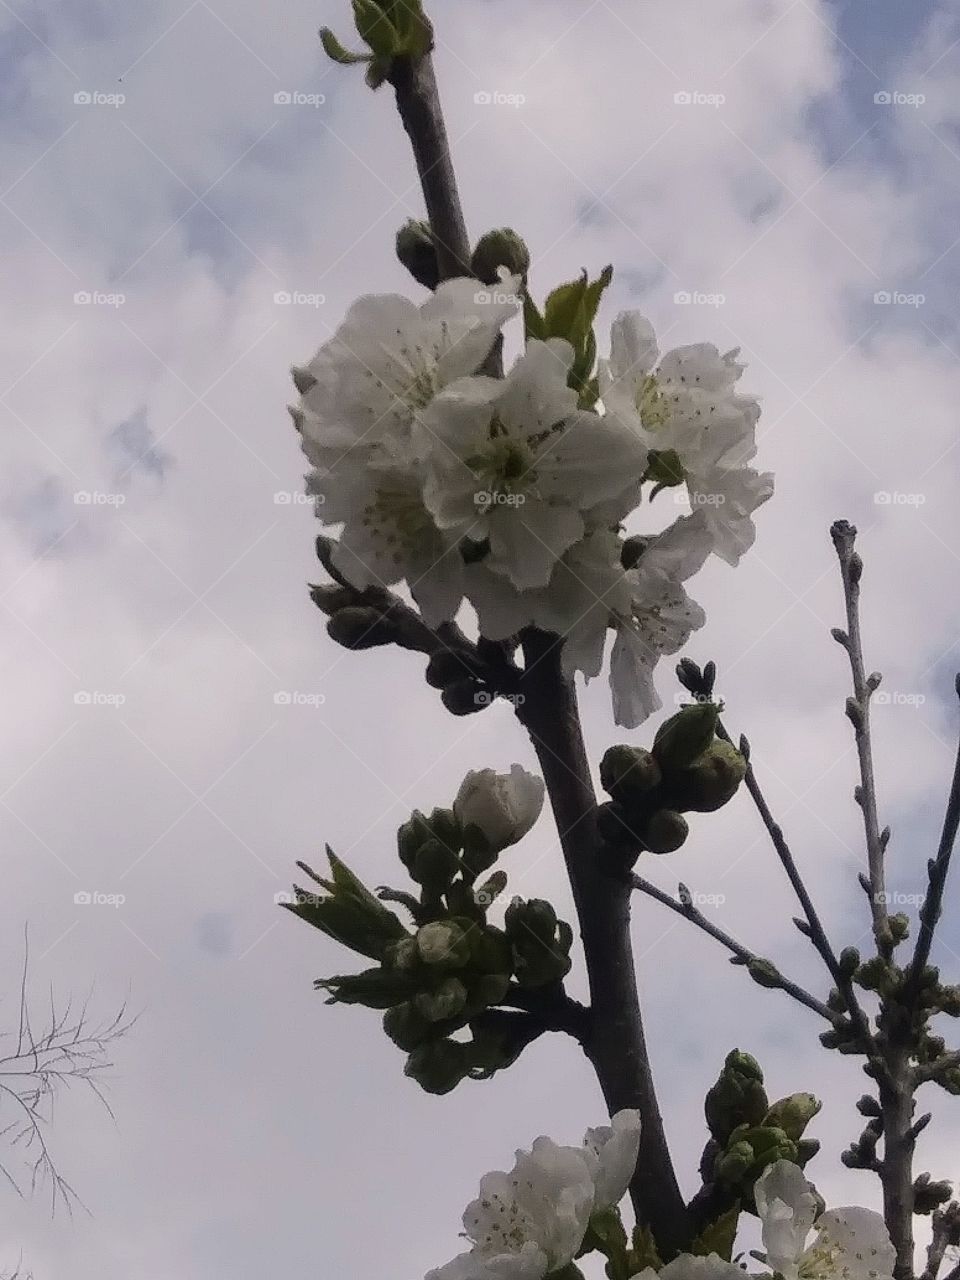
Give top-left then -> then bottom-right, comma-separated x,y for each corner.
453,765 -> 545,852
426,1110 -> 641,1280
755,1160 -> 895,1280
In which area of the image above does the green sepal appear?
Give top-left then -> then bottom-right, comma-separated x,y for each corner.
319,26 -> 371,63
317,967 -> 418,1008
628,1224 -> 662,1274
690,1205 -> 741,1261
523,292 -> 547,341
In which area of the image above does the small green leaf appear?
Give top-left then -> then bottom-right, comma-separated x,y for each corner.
319,26 -> 371,64
543,272 -> 588,343
691,1205 -> 741,1261
317,967 -> 418,1008
628,1223 -> 662,1273
365,56 -> 391,89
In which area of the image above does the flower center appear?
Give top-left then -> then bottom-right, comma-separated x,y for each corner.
637,373 -> 669,430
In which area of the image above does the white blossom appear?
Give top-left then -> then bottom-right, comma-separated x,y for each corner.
755,1161 -> 895,1280
453,764 -> 545,852
632,1253 -> 747,1280
426,1111 -> 641,1280
418,338 -> 647,590
600,311 -> 773,566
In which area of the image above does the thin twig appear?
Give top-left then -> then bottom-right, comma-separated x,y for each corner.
627,872 -> 834,1021
830,520 -> 893,957
904,675 -> 960,1005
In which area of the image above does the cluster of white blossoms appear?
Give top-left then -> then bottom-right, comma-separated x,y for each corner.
426,1109 -> 643,1279
424,1114 -> 895,1280
292,276 -> 772,726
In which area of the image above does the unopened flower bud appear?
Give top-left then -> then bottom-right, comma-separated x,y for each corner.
412,839 -> 460,891
425,649 -> 474,688
763,1092 -> 822,1140
653,703 -> 720,773
471,228 -> 530,285
327,606 -> 396,650
441,678 -> 489,716
643,809 -> 689,854
415,976 -> 468,1023
396,218 -> 440,289
404,1038 -> 468,1095
600,745 -> 662,806
416,921 -> 471,968
309,583 -> 357,616
454,765 -> 545,854
675,739 -> 746,812
382,1001 -> 432,1051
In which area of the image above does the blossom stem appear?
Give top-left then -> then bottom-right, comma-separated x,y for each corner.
516,629 -> 691,1255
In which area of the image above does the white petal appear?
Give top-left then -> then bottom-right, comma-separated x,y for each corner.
806,1208 -> 895,1280
582,1108 -> 641,1210
658,1254 -> 747,1280
755,1160 -> 818,1277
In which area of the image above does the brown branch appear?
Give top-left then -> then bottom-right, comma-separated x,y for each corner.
627,872 -> 834,1021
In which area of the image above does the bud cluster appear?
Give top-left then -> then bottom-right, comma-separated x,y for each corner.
597,701 -> 746,861
285,767 -> 574,1095
698,1050 -> 821,1216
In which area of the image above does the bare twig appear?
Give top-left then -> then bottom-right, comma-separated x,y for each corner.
904,676 -> 960,1004
627,872 -> 834,1021
830,520 -> 893,957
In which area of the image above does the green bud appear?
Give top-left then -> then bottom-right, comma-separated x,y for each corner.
715,1140 -> 754,1184
414,976 -> 468,1023
309,583 -> 356,617
404,1038 -> 468,1095
888,912 -> 910,945
327,606 -> 396,650
505,897 -> 557,941
396,218 -> 440,290
397,810 -> 433,869
416,921 -> 471,968
653,703 -> 720,773
795,1137 -> 821,1167
748,958 -> 783,990
705,1050 -> 768,1145
600,745 -> 662,806
471,228 -> 531,285
425,649 -> 473,688
441,678 -> 489,716
675,740 -> 746,813
643,809 -> 689,854
466,971 -> 511,1011
596,800 -> 640,847
413,839 -> 460,891
763,1093 -> 822,1141
382,1001 -> 432,1051
384,937 -> 420,971
425,807 -> 462,851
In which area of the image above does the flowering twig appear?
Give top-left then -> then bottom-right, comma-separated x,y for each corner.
627,871 -> 834,1021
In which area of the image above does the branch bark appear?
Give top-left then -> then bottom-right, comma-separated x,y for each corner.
517,630 -> 690,1255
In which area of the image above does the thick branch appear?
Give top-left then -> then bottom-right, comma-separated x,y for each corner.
517,630 -> 690,1255
627,872 -> 834,1021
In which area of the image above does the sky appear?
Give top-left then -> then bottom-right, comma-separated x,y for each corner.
3,0 -> 960,1274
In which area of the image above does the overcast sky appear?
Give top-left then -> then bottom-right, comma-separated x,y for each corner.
4,0 -> 960,1274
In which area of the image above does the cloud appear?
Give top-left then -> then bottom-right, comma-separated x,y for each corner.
4,0 -> 960,1275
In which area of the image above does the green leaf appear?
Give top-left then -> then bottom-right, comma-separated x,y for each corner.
319,26 -> 371,64
523,292 -> 547,342
543,272 -> 588,343
581,263 -> 614,328
391,0 -> 434,57
352,0 -> 399,58
691,1205 -> 741,1261
365,56 -> 391,89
